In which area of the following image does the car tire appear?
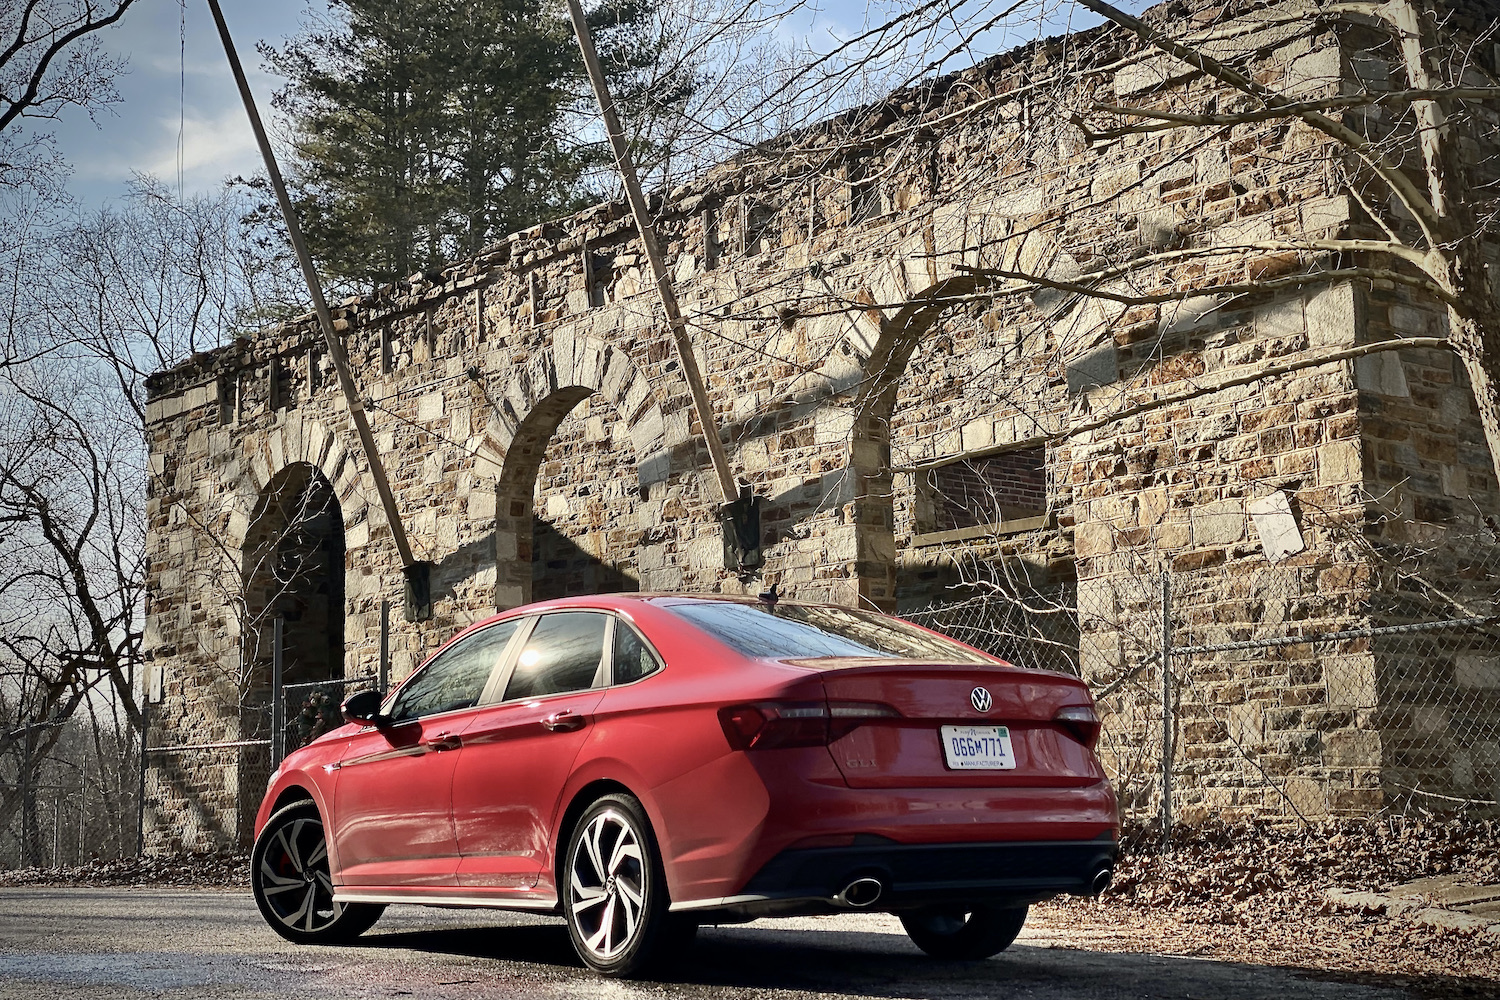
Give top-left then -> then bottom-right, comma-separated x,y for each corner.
563,793 -> 679,977
251,800 -> 384,944
899,903 -> 1028,959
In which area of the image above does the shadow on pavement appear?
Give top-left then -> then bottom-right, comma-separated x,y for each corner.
356,918 -> 1497,1000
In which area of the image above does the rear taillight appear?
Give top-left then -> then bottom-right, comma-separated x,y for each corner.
1054,704 -> 1101,749
718,701 -> 900,750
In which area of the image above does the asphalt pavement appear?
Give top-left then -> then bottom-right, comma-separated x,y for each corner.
0,887 -> 1424,999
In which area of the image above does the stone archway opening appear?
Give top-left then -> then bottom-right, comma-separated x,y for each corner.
237,462 -> 345,841
495,388 -> 640,609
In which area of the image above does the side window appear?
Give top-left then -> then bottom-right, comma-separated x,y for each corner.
388,620 -> 520,722
612,621 -> 662,684
504,612 -> 608,701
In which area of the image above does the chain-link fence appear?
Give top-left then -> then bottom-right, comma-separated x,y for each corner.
905,530 -> 1500,833
1,724 -> 144,870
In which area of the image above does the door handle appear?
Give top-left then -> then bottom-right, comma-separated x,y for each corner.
423,732 -> 462,751
541,711 -> 586,733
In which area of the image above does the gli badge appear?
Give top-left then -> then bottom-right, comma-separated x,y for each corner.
970,686 -> 993,714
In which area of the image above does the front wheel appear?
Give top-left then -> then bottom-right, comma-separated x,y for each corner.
899,903 -> 1028,959
251,800 -> 384,944
563,793 -> 680,977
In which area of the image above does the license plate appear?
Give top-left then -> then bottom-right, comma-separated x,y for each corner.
940,725 -> 1017,770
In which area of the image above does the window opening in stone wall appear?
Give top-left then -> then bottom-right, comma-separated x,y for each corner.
474,286 -> 487,345
702,206 -> 719,270
217,374 -> 238,425
495,388 -> 642,610
532,395 -> 640,602
586,250 -> 615,308
422,310 -> 436,358
917,444 -> 1047,537
848,159 -> 881,225
268,356 -> 293,411
899,567 -> 1081,677
305,349 -> 319,394
745,201 -> 777,256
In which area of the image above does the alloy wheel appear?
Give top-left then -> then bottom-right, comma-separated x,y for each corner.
257,813 -> 342,934
568,808 -> 647,961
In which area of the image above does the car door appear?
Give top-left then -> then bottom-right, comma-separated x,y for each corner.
330,618 -> 522,887
451,610 -> 612,890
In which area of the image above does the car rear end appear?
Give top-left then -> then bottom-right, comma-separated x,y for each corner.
657,598 -> 1117,919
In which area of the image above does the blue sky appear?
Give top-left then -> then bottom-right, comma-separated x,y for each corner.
49,0 -> 1111,209
52,0 -> 319,208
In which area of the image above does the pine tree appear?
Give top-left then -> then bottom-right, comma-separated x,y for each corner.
266,0 -> 688,289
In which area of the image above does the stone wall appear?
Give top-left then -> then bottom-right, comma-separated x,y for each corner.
142,0 -> 1500,848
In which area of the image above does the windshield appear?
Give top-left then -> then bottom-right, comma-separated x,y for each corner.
664,601 -> 994,663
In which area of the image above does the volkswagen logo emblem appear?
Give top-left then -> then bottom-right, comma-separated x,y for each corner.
970,687 -> 992,713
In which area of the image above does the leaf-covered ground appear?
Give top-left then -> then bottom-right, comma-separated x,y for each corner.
0,851 -> 248,888
1036,818 -> 1500,997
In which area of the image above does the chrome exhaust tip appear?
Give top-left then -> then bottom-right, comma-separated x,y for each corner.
1090,867 -> 1114,895
835,877 -> 884,908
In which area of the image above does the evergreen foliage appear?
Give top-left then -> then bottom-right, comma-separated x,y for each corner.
265,0 -> 692,289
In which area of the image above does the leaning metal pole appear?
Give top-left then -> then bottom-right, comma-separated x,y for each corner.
205,0 -> 418,572
1159,571 -> 1174,838
562,0 -> 738,505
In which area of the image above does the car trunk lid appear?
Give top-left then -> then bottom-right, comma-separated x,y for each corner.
794,659 -> 1104,789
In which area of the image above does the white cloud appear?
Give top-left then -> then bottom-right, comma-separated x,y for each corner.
140,104 -> 261,184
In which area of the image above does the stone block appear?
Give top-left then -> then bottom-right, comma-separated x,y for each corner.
1283,777 -> 1330,819
1254,297 -> 1305,339
1355,353 -> 1410,396
1324,729 -> 1381,768
418,392 -> 445,421
1155,520 -> 1190,549
1248,490 -> 1305,562
1191,499 -> 1244,547
1074,521 -> 1114,558
1456,654 -> 1500,689
1317,440 -> 1362,484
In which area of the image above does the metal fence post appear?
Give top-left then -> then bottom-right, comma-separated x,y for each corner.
136,698 -> 149,857
1160,571 -> 1174,838
379,600 -> 390,692
19,736 -> 30,866
271,617 -> 285,768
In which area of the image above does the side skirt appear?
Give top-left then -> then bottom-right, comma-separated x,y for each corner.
335,888 -> 560,912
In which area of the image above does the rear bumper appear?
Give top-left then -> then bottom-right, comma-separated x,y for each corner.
670,834 -> 1118,918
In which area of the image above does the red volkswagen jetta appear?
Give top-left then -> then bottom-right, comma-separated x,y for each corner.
251,594 -> 1117,976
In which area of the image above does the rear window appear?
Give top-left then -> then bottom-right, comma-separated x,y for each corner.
664,601 -> 993,663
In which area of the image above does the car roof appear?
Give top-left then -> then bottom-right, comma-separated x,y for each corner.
501,592 -> 838,610
449,592 -> 860,638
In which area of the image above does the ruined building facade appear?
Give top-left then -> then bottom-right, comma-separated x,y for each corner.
143,1 -> 1500,848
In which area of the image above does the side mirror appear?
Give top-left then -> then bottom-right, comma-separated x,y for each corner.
341,689 -> 388,728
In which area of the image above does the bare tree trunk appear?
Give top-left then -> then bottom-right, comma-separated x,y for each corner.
1446,287 -> 1500,495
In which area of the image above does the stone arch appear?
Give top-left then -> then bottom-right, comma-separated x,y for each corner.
846,274 -> 982,610
220,414 -> 372,554
474,332 -> 669,609
237,460 -> 345,841
842,207 -> 1126,609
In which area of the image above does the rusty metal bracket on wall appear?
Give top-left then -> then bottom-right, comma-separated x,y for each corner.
206,0 -> 432,619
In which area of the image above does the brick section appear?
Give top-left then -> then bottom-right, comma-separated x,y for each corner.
922,447 -> 1047,532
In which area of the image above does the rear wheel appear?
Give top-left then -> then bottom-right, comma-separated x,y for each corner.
251,800 -> 384,944
899,903 -> 1028,959
563,793 -> 682,976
